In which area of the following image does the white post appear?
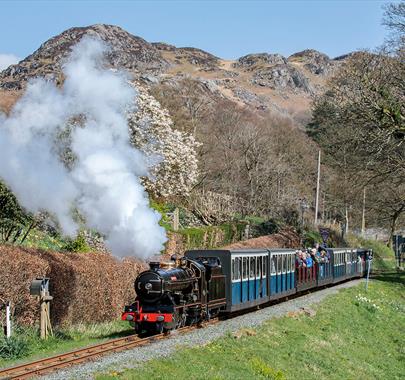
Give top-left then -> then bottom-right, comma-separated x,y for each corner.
315,150 -> 321,225
6,301 -> 11,338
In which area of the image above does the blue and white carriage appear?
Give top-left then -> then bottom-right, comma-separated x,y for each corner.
185,247 -> 370,314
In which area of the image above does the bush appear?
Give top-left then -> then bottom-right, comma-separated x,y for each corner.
251,218 -> 282,237
0,335 -> 29,359
302,230 -> 322,248
179,222 -> 246,250
63,233 -> 90,252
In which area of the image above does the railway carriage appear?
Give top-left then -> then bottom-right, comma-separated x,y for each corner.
269,249 -> 296,300
186,249 -> 270,312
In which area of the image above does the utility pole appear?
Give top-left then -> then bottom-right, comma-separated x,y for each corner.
315,150 -> 321,225
361,187 -> 366,236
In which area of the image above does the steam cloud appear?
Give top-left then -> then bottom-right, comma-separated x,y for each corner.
0,37 -> 167,258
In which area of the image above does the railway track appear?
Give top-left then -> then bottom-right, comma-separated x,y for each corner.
0,321 -> 217,380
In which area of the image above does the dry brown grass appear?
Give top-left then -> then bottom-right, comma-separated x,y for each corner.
0,90 -> 21,113
0,245 -> 146,326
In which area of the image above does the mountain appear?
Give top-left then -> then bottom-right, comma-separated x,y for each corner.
0,24 -> 347,123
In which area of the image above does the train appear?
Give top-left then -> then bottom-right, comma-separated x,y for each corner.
122,247 -> 372,334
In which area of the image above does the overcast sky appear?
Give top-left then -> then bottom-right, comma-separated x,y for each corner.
0,0 -> 392,68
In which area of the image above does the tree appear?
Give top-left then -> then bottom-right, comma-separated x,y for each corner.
0,181 -> 39,244
382,2 -> 405,53
128,83 -> 200,198
308,50 -> 405,237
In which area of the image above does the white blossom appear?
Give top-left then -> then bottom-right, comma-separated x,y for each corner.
128,83 -> 200,198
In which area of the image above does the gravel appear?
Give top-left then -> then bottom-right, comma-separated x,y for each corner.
41,279 -> 364,380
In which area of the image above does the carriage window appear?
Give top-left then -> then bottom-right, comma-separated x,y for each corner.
271,256 -> 276,274
234,258 -> 239,280
283,255 -> 287,273
237,257 -> 241,280
243,257 -> 247,279
277,255 -> 282,274
291,254 -> 295,271
232,259 -> 235,280
250,257 -> 255,278
263,257 -> 266,276
257,257 -> 261,277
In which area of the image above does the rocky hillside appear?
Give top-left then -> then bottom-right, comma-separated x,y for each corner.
0,24 -> 346,123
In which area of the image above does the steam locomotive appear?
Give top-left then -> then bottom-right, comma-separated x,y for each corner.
122,248 -> 371,334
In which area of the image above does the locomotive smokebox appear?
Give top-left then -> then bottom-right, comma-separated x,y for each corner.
149,262 -> 160,271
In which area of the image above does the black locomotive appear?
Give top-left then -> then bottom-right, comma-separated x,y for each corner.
122,255 -> 225,334
122,248 -> 371,334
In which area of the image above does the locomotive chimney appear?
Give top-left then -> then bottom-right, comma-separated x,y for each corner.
149,262 -> 160,271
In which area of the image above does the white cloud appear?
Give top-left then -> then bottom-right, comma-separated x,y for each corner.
0,54 -> 20,71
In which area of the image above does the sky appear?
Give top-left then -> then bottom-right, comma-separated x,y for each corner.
0,0 -> 392,69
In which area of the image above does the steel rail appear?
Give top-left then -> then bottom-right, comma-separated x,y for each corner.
0,322 -> 213,380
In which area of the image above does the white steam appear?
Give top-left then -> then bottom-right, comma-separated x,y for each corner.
0,37 -> 167,258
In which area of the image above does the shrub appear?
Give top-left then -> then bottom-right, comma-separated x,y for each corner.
303,230 -> 322,248
63,233 -> 90,252
0,335 -> 29,359
251,218 -> 282,237
178,222 -> 246,250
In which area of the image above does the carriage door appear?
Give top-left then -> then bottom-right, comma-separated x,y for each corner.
258,256 -> 263,298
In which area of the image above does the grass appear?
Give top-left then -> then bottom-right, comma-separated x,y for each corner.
346,234 -> 397,271
96,272 -> 404,380
0,320 -> 132,368
19,228 -> 68,251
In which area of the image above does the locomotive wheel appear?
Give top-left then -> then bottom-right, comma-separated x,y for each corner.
156,322 -> 164,334
175,312 -> 187,329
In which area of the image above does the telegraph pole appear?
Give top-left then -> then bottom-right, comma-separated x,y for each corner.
315,150 -> 321,225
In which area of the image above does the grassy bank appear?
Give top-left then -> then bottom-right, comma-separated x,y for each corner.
0,320 -> 132,368
347,235 -> 397,271
97,271 -> 404,380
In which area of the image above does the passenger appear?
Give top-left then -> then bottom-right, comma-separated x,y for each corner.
295,250 -> 305,268
306,252 -> 313,268
301,251 -> 307,267
314,249 -> 322,263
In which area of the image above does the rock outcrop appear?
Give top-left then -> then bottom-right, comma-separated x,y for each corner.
234,53 -> 287,69
252,64 -> 312,93
288,49 -> 337,76
0,24 -> 168,90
